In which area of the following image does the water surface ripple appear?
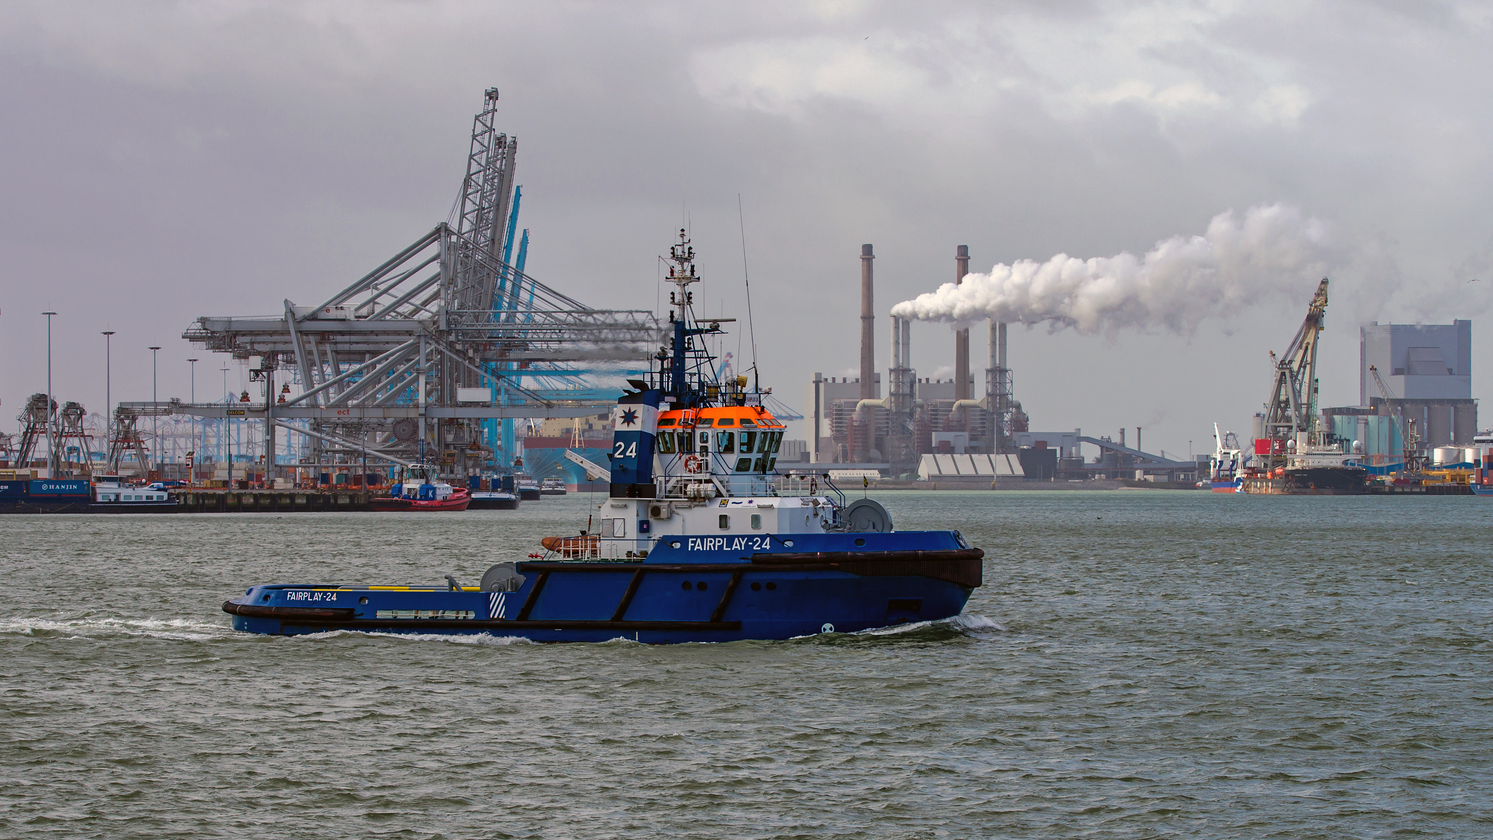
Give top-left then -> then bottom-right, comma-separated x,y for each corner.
2,491 -> 1490,838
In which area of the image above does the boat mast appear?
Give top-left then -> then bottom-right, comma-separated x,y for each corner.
660,230 -> 723,408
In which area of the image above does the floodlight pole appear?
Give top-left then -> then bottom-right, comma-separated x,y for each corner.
43,312 -> 57,476
148,346 -> 161,474
102,330 -> 115,470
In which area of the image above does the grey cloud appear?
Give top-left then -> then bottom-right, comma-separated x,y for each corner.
2,0 -> 1491,455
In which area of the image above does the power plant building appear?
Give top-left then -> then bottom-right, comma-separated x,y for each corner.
804,244 -> 1029,471
1359,320 -> 1476,446
1326,320 -> 1477,461
1360,320 -> 1472,403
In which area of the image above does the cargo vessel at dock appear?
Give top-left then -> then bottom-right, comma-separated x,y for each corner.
0,474 -> 177,513
222,231 -> 984,643
1241,279 -> 1368,496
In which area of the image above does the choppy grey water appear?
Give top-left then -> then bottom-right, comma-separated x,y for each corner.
2,490 -> 1490,838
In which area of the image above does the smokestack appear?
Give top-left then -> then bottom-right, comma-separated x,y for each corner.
861,244 -> 875,401
889,316 -> 912,413
955,245 -> 970,401
889,316 -> 901,376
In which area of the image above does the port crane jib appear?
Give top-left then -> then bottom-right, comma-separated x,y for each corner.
1260,278 -> 1330,469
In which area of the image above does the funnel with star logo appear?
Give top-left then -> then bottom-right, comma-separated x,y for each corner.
608,390 -> 661,497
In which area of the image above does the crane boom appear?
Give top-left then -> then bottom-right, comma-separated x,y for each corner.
565,448 -> 610,481
1260,279 -> 1330,470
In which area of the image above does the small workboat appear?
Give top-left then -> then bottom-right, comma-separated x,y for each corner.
467,473 -> 520,510
368,464 -> 471,511
1209,424 -> 1245,493
468,490 -> 519,510
540,477 -> 567,496
515,475 -> 542,501
223,230 -> 983,642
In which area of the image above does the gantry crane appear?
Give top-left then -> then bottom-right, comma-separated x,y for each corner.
1259,279 -> 1331,471
169,88 -> 662,479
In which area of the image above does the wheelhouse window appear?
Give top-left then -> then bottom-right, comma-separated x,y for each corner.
716,418 -> 736,427
716,431 -> 735,453
698,431 -> 711,451
739,430 -> 757,453
734,457 -> 753,472
656,433 -> 675,454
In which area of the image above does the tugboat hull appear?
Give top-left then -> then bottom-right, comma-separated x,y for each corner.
368,489 -> 472,511
223,539 -> 980,643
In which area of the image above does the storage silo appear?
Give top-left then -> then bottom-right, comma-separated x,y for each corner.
1455,403 -> 1478,444
1427,404 -> 1453,448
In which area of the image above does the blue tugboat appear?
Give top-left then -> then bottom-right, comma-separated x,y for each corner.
222,231 -> 983,642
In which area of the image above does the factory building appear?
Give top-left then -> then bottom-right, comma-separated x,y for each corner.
1360,320 -> 1472,403
918,377 -> 989,454
804,375 -> 886,463
804,244 -> 1028,471
799,242 -> 1207,482
1323,319 -> 1477,464
1360,320 -> 1476,447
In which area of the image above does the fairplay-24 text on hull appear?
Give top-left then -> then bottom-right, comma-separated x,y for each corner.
223,230 -> 984,643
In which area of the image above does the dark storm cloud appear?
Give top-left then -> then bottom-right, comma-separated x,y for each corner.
2,0 -> 1491,453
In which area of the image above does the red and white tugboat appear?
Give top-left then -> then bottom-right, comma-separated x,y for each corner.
369,463 -> 471,511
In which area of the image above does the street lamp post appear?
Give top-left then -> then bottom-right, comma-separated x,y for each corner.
102,331 -> 115,464
148,346 -> 160,474
43,312 -> 57,476
222,365 -> 231,486
188,358 -> 198,482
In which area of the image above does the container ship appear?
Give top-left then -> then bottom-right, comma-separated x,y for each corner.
0,473 -> 177,513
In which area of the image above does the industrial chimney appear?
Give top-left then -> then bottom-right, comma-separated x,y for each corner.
955,245 -> 970,401
861,244 -> 875,401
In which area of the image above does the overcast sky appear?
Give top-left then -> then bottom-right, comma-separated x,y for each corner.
3,0 -> 1492,457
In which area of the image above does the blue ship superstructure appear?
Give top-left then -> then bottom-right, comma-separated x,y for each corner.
223,230 -> 983,642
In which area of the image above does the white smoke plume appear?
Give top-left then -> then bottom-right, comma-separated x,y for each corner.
890,204 -> 1339,336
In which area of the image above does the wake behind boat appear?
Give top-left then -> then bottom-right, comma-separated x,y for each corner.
223,230 -> 983,642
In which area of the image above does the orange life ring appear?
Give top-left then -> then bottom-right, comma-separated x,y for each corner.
683,455 -> 704,474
